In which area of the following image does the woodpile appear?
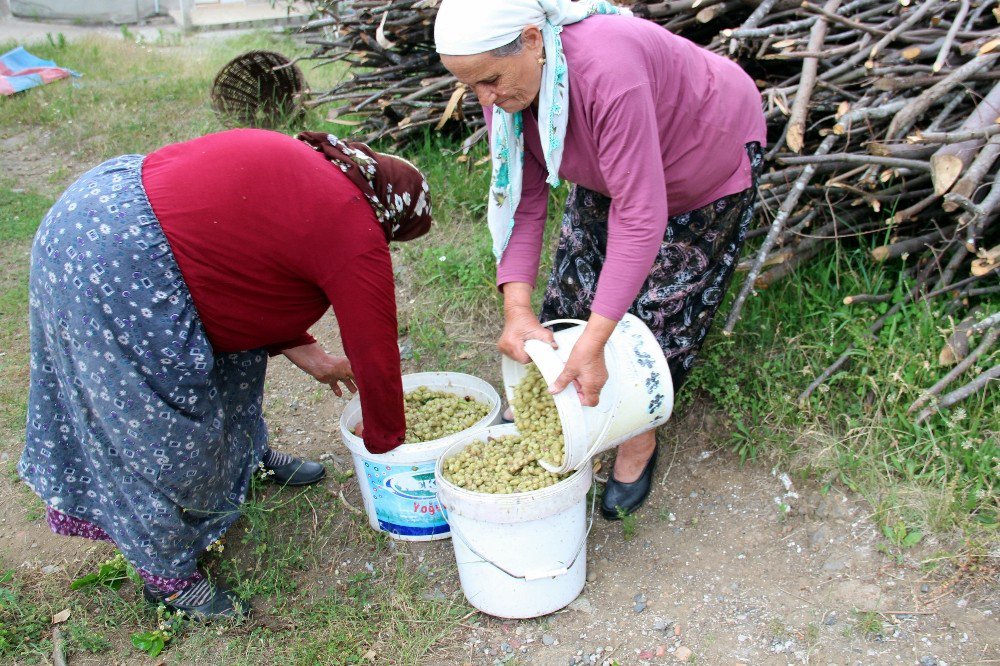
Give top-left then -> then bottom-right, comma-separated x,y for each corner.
297,1 -> 483,146
299,0 -> 999,419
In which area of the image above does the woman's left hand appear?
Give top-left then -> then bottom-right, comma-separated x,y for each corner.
548,314 -> 617,407
281,343 -> 358,397
549,336 -> 609,406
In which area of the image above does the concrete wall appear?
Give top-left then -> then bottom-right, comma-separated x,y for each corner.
10,0 -> 165,23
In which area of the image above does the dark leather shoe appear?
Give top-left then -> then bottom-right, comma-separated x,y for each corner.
263,450 -> 326,486
601,446 -> 658,520
143,579 -> 250,622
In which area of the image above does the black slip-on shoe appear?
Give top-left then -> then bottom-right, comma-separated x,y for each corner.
143,578 -> 250,622
263,449 -> 326,486
600,446 -> 659,520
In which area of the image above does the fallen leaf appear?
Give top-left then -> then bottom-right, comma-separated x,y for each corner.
51,608 -> 71,624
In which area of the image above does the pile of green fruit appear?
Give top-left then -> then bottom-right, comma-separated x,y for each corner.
404,387 -> 491,443
511,363 -> 565,467
442,364 -> 568,494
442,434 -> 568,494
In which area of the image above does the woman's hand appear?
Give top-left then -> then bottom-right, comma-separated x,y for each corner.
498,306 -> 557,363
281,343 -> 358,397
548,314 -> 617,407
497,281 -> 557,363
548,336 -> 609,406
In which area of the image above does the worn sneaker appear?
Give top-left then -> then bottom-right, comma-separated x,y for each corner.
262,448 -> 326,486
142,577 -> 250,622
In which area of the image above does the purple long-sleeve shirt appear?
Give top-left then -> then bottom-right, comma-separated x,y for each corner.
492,15 -> 767,320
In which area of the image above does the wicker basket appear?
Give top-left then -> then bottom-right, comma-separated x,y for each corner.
210,50 -> 305,128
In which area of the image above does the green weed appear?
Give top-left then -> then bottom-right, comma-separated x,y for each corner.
617,507 -> 638,541
852,610 -> 884,639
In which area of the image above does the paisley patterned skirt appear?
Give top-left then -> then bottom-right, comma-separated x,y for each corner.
19,155 -> 269,584
541,143 -> 764,390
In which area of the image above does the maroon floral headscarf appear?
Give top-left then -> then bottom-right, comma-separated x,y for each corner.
297,132 -> 433,242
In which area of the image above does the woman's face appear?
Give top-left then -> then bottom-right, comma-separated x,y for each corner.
441,26 -> 544,113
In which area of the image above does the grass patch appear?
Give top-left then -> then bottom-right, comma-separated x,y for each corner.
0,184 -> 50,444
684,248 -> 999,535
0,31 -> 349,172
391,131 -> 570,369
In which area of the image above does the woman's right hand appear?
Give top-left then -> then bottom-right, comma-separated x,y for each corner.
497,282 -> 557,363
498,305 -> 557,363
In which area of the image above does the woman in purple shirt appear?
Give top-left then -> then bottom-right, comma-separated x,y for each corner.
435,0 -> 766,519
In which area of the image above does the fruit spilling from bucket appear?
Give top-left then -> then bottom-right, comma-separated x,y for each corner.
404,387 -> 491,443
510,364 -> 565,467
442,433 -> 569,494
442,365 -> 567,494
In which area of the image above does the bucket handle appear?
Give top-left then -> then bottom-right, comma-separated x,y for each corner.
441,484 -> 597,582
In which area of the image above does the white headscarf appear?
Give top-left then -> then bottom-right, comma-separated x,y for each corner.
434,0 -> 630,262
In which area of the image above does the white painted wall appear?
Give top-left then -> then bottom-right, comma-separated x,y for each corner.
10,0 -> 164,22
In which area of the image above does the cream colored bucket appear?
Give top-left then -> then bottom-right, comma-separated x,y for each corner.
501,313 -> 673,474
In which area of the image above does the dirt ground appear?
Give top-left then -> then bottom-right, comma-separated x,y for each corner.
1,112 -> 996,665
4,302 -> 997,665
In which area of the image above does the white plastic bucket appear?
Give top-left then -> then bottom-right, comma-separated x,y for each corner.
340,372 -> 501,541
436,424 -> 594,619
501,313 -> 674,474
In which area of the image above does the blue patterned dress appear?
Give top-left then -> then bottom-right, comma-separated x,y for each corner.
19,155 -> 269,585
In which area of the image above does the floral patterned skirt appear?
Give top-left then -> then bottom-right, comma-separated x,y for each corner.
541,142 -> 764,391
19,155 -> 269,589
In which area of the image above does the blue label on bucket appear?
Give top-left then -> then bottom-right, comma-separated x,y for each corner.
365,460 -> 449,536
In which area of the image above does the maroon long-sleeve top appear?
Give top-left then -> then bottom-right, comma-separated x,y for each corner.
142,129 -> 405,453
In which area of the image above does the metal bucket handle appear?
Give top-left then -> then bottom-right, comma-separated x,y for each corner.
441,483 -> 597,582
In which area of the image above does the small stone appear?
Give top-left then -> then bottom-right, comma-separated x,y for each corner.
675,646 -> 693,662
823,612 -> 837,626
635,601 -> 647,613
921,584 -> 930,593
653,619 -> 670,631
689,491 -> 698,499
569,658 -> 578,665
501,643 -> 512,653
822,556 -> 848,572
41,565 -> 62,575
542,634 -> 556,646
420,587 -> 447,601
587,570 -> 597,583
655,645 -> 666,657
674,624 -> 682,636
832,580 -> 881,611
809,526 -> 830,548
919,657 -> 938,666
634,593 -> 647,603
568,596 -> 594,614
638,650 -> 654,660
30,542 -> 38,549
